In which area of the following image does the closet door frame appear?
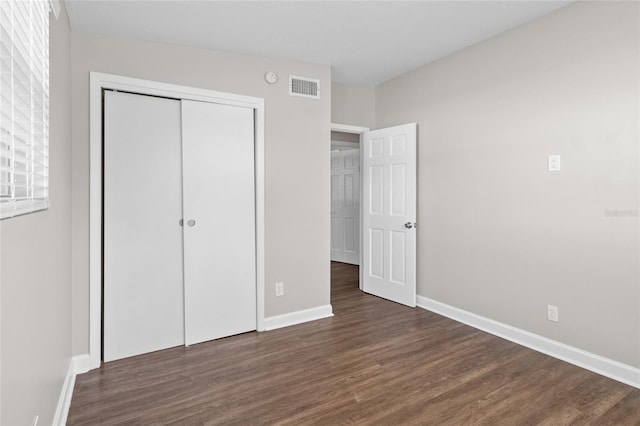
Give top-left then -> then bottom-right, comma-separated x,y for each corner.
86,72 -> 266,371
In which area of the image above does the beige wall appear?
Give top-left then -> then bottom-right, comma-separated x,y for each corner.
0,5 -> 73,424
376,1 -> 640,367
70,33 -> 332,355
331,82 -> 375,129
331,131 -> 360,144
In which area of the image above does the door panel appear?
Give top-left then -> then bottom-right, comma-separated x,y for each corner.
181,100 -> 257,346
362,124 -> 417,307
103,91 -> 185,362
330,150 -> 360,265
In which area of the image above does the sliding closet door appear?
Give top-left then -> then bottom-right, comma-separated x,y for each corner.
103,91 -> 185,362
181,100 -> 256,345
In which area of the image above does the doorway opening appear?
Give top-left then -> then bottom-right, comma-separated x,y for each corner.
330,123 -> 369,293
330,122 -> 418,308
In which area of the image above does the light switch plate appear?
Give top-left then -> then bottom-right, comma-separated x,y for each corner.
548,155 -> 561,172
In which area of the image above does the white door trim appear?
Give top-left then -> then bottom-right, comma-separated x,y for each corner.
331,123 -> 370,134
330,123 -> 369,290
89,72 -> 266,370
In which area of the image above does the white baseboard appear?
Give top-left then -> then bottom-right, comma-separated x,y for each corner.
72,354 -> 95,374
52,354 -> 96,426
263,304 -> 333,331
416,295 -> 640,389
52,359 -> 76,426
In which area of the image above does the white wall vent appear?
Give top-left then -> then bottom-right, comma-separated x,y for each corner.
289,75 -> 320,99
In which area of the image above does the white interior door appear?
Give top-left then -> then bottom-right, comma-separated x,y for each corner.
181,100 -> 257,346
331,149 -> 360,265
362,123 -> 417,307
103,91 -> 185,362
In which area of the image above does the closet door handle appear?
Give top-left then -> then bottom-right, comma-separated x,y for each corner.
179,219 -> 184,227
187,219 -> 196,227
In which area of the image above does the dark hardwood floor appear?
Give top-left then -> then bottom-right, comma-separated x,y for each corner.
68,262 -> 640,425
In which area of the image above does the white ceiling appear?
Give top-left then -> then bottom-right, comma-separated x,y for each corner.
65,0 -> 574,85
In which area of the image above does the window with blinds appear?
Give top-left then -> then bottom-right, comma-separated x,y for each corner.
0,0 -> 50,219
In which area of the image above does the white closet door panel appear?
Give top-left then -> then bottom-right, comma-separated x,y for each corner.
330,150 -> 360,265
103,91 -> 185,362
181,100 -> 256,346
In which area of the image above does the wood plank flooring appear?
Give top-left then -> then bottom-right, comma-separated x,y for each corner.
68,262 -> 640,425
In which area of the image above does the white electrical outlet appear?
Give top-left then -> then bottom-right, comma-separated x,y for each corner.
548,155 -> 561,172
547,304 -> 559,322
275,282 -> 284,297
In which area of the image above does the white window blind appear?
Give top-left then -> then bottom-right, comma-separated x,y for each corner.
0,0 -> 49,219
